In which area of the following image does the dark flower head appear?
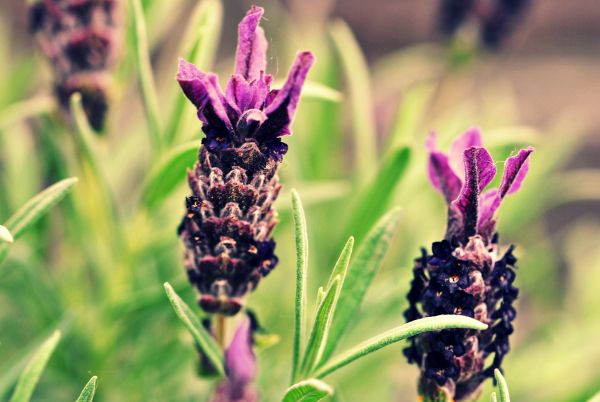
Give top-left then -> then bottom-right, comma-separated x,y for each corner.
30,0 -> 121,131
404,129 -> 533,401
436,0 -> 531,49
177,6 -> 314,161
177,6 -> 314,316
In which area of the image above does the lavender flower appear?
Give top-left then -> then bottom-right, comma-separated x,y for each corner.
437,0 -> 530,49
404,129 -> 534,401
177,6 -> 314,316
211,319 -> 258,402
30,0 -> 121,130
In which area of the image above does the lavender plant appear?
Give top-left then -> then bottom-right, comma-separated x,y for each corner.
404,129 -> 534,401
176,6 -> 314,316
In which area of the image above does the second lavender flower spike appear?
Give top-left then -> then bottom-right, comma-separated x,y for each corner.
177,6 -> 314,316
404,129 -> 534,401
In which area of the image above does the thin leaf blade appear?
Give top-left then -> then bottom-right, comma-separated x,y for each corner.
0,225 -> 13,243
282,379 -> 334,402
291,189 -> 309,383
75,376 -> 98,402
9,331 -> 61,402
163,282 -> 225,377
315,315 -> 487,378
141,140 -> 201,208
494,369 -> 511,402
321,207 -> 402,363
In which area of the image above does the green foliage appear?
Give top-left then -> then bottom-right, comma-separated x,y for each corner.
164,283 -> 225,377
9,331 -> 61,402
494,369 -> 511,402
75,377 -> 98,402
282,379 -> 334,402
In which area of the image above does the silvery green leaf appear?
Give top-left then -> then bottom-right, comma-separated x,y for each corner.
494,369 -> 511,402
282,379 -> 334,402
75,376 -> 98,402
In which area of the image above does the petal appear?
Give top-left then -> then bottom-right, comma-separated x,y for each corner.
234,6 -> 268,81
478,188 -> 501,232
428,151 -> 462,203
255,51 -> 315,140
499,147 -> 534,197
176,58 -> 207,108
449,128 -> 484,180
452,147 -> 496,240
225,73 -> 270,113
225,318 -> 256,387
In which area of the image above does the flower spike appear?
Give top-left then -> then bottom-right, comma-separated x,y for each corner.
405,129 -> 534,401
177,6 -> 314,316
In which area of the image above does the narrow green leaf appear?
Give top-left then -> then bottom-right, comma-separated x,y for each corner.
163,282 -> 225,377
491,392 -> 498,402
314,315 -> 487,378
0,178 -> 78,262
301,276 -> 342,376
75,376 -> 98,402
291,189 -> 309,383
141,140 -> 201,208
344,146 -> 411,243
325,237 -> 354,291
282,379 -> 334,402
329,20 -> 377,183
9,331 -> 61,402
165,0 -> 222,144
272,80 -> 343,103
0,225 -> 13,243
129,0 -> 162,151
494,369 -> 510,402
321,208 -> 402,363
0,95 -> 54,130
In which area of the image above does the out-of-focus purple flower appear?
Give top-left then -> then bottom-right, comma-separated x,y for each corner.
177,6 -> 314,316
30,0 -> 122,130
436,0 -> 531,49
404,129 -> 533,401
211,319 -> 258,402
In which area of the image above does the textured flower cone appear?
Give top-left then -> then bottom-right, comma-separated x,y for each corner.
177,6 -> 314,316
404,129 -> 534,401
30,0 -> 122,130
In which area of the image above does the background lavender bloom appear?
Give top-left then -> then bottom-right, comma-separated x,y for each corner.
177,6 -> 314,316
29,0 -> 121,130
404,129 -> 533,401
437,0 -> 531,49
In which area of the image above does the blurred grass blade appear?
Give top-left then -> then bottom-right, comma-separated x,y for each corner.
321,208 -> 402,363
325,237 -> 354,291
141,140 -> 201,208
282,379 -> 334,402
0,225 -> 13,243
329,20 -> 377,183
588,390 -> 600,402
163,282 -> 225,377
0,95 -> 54,130
129,0 -> 162,151
9,331 -> 61,402
291,190 -> 309,383
165,0 -> 223,144
494,369 -> 510,402
0,178 -> 78,263
272,80 -> 343,103
386,83 -> 432,153
315,316 -> 487,378
301,276 -> 342,376
75,376 -> 98,402
344,146 -> 411,243
491,392 -> 498,402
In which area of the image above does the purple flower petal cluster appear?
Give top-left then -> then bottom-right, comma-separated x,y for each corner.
30,0 -> 121,130
404,129 -> 533,401
177,6 -> 314,316
437,0 -> 531,49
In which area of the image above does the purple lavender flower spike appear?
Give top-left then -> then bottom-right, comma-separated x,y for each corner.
212,319 -> 258,402
405,129 -> 534,401
177,6 -> 314,316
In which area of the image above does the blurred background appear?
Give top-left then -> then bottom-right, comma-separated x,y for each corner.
0,0 -> 599,401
